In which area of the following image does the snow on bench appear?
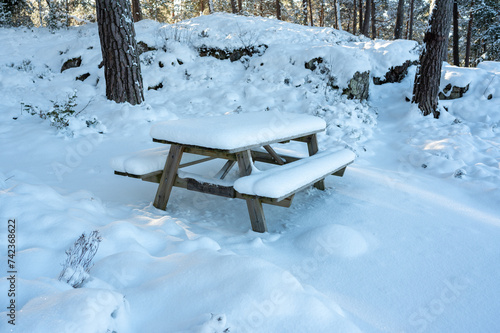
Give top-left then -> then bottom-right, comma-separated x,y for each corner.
111,147 -> 213,178
233,149 -> 355,201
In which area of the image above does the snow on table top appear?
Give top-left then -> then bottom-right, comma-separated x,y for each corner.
234,149 -> 355,200
150,111 -> 326,152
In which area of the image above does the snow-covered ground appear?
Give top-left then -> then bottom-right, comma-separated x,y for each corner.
1,13 -> 499,333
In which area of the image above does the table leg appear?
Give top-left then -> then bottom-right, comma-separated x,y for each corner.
236,150 -> 267,233
307,134 -> 326,190
153,144 -> 184,210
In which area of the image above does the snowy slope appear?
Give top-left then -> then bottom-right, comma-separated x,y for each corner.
1,13 -> 499,333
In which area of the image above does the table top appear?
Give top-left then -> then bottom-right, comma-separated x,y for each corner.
150,111 -> 326,152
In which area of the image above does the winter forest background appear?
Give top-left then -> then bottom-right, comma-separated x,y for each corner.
2,0 -> 499,66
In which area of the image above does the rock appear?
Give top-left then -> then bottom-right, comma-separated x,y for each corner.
305,57 -> 323,71
439,83 -> 469,100
137,41 -> 156,55
76,73 -> 90,81
61,56 -> 82,73
373,60 -> 417,85
198,45 -> 267,62
343,71 -> 370,101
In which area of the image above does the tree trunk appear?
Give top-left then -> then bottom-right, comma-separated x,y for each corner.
394,0 -> 405,39
320,0 -> 324,27
131,0 -> 142,22
276,0 -> 281,20
353,0 -> 357,34
230,0 -> 238,13
371,0 -> 376,38
412,0 -> 454,118
362,0 -> 370,36
96,0 -> 144,105
358,0 -> 363,31
303,0 -> 308,25
308,0 -> 314,26
408,0 -> 414,40
452,0 -> 459,65
336,0 -> 342,30
238,0 -> 243,12
465,1 -> 473,67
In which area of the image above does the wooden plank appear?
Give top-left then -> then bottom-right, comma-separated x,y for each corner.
153,144 -> 184,210
251,150 -> 301,165
179,156 -> 215,168
263,145 -> 285,165
237,150 -> 267,233
215,160 -> 236,179
332,166 -> 347,177
186,177 -> 235,198
306,134 -> 326,190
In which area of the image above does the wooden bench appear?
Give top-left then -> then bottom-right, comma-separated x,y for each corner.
113,111 -> 355,232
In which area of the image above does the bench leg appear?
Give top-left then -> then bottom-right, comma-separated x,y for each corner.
153,144 -> 184,210
236,150 -> 268,233
307,134 -> 326,190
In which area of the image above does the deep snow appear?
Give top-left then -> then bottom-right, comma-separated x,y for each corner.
0,13 -> 499,333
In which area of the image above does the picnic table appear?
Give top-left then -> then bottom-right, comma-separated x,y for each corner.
113,111 -> 355,232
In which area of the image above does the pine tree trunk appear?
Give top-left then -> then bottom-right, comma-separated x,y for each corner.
303,0 -> 308,25
336,0 -> 342,30
412,0 -> 454,118
371,0 -> 376,38
358,0 -> 363,31
394,0 -> 405,39
131,0 -> 142,22
320,0 -> 324,27
353,0 -> 357,34
452,0 -> 459,65
230,0 -> 238,13
408,0 -> 414,40
96,0 -> 144,105
362,0 -> 370,36
276,0 -> 281,20
465,1 -> 473,67
308,0 -> 314,26
238,0 -> 242,12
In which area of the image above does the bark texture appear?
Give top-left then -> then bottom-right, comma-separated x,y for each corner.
465,1 -> 474,67
131,0 -> 142,22
362,0 -> 371,36
96,0 -> 144,105
452,1 -> 459,65
394,0 -> 405,39
412,0 -> 454,118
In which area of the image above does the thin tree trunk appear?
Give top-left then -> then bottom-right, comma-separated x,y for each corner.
333,0 -> 338,29
238,0 -> 242,12
320,0 -> 325,27
131,0 -> 143,22
353,0 -> 357,34
408,0 -> 414,40
336,0 -> 342,30
362,0 -> 370,36
276,0 -> 281,19
303,0 -> 308,25
412,0 -> 454,118
96,0 -> 144,105
358,0 -> 363,31
452,0 -> 459,65
231,0 -> 238,13
371,0 -> 376,38
465,1 -> 473,67
394,0 -> 405,39
308,0 -> 314,26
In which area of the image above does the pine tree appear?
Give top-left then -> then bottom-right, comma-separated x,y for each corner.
412,0 -> 454,118
96,0 -> 144,105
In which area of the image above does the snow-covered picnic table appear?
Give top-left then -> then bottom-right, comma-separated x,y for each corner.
114,111 -> 355,232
